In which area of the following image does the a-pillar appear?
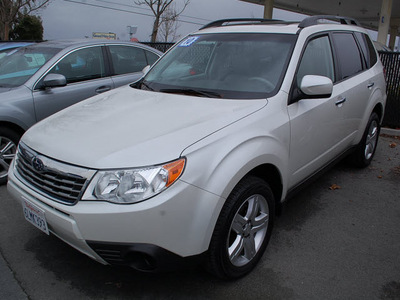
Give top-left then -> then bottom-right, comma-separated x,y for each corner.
263,0 -> 274,19
377,0 -> 393,45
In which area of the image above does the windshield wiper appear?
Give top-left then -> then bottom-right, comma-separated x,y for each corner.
130,79 -> 153,91
141,81 -> 154,91
160,88 -> 221,98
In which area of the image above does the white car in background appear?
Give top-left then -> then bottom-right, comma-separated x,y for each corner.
8,16 -> 386,279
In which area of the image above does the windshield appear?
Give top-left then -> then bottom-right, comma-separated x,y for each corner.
137,33 -> 296,99
0,46 -> 59,87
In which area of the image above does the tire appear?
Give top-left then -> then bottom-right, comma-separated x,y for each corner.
207,176 -> 275,279
349,112 -> 380,168
0,127 -> 21,185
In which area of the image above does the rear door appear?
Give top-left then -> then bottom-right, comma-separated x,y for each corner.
330,32 -> 374,140
32,45 -> 114,122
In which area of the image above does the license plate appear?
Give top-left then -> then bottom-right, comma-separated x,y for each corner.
22,199 -> 49,235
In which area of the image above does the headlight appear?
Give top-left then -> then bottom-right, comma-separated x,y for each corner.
87,158 -> 185,204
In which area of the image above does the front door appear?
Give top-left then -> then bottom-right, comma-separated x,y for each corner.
288,35 -> 347,187
33,46 -> 114,122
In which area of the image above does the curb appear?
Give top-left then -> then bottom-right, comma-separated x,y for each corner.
381,127 -> 400,137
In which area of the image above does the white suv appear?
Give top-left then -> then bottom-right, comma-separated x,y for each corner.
7,16 -> 386,279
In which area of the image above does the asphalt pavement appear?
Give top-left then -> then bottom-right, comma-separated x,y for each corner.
0,132 -> 399,300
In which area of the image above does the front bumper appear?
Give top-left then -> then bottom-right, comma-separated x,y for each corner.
7,160 -> 222,270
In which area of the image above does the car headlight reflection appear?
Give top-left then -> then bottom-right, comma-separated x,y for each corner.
90,158 -> 185,204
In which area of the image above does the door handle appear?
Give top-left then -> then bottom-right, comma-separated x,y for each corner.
367,82 -> 374,88
95,86 -> 111,94
335,97 -> 346,106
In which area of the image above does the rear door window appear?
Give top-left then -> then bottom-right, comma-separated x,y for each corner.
108,45 -> 148,75
145,50 -> 160,66
332,33 -> 363,80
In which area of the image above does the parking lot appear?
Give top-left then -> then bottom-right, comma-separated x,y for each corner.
0,134 -> 399,300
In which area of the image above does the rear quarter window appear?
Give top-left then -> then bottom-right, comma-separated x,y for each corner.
354,32 -> 378,68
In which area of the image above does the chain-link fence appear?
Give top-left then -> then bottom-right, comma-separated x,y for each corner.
141,42 -> 174,53
379,51 -> 400,128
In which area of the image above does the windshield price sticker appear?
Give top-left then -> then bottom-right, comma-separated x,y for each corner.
179,36 -> 199,47
22,199 -> 49,235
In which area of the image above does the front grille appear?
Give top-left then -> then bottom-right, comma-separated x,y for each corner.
15,143 -> 89,205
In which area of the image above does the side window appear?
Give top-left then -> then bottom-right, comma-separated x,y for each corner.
354,32 -> 378,69
332,33 -> 363,80
109,45 -> 147,75
296,35 -> 335,86
49,46 -> 105,84
145,50 -> 159,66
365,35 -> 378,67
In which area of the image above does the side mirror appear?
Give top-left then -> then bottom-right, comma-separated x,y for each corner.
43,73 -> 67,88
300,75 -> 333,97
142,65 -> 151,76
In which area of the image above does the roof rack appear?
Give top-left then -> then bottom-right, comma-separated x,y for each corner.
298,15 -> 361,28
199,18 -> 285,30
199,16 -> 362,31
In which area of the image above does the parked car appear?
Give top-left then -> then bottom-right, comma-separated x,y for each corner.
8,16 -> 386,279
0,40 -> 162,183
0,42 -> 33,62
373,41 -> 392,52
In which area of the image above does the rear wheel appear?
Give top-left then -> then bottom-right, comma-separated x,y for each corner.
350,112 -> 380,168
0,127 -> 21,184
207,176 -> 275,279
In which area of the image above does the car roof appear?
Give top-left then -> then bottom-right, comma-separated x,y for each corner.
20,39 -> 162,54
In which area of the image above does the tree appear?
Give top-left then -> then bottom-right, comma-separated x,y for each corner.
158,4 -> 180,42
10,14 -> 43,40
134,0 -> 189,42
0,0 -> 49,41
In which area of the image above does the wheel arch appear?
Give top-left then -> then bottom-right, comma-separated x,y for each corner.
244,163 -> 284,215
0,121 -> 25,137
372,102 -> 384,124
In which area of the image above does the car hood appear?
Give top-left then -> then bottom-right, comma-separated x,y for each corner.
22,86 -> 267,169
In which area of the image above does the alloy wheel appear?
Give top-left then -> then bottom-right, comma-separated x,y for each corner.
364,119 -> 378,160
0,136 -> 17,179
227,194 -> 269,267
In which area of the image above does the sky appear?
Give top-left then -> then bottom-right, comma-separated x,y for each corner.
35,0 -> 307,41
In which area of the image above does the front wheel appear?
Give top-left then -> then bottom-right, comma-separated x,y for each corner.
349,112 -> 380,168
0,127 -> 21,185
207,176 -> 275,279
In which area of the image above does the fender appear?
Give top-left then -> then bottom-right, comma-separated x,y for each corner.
180,103 -> 290,202
0,86 -> 36,131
